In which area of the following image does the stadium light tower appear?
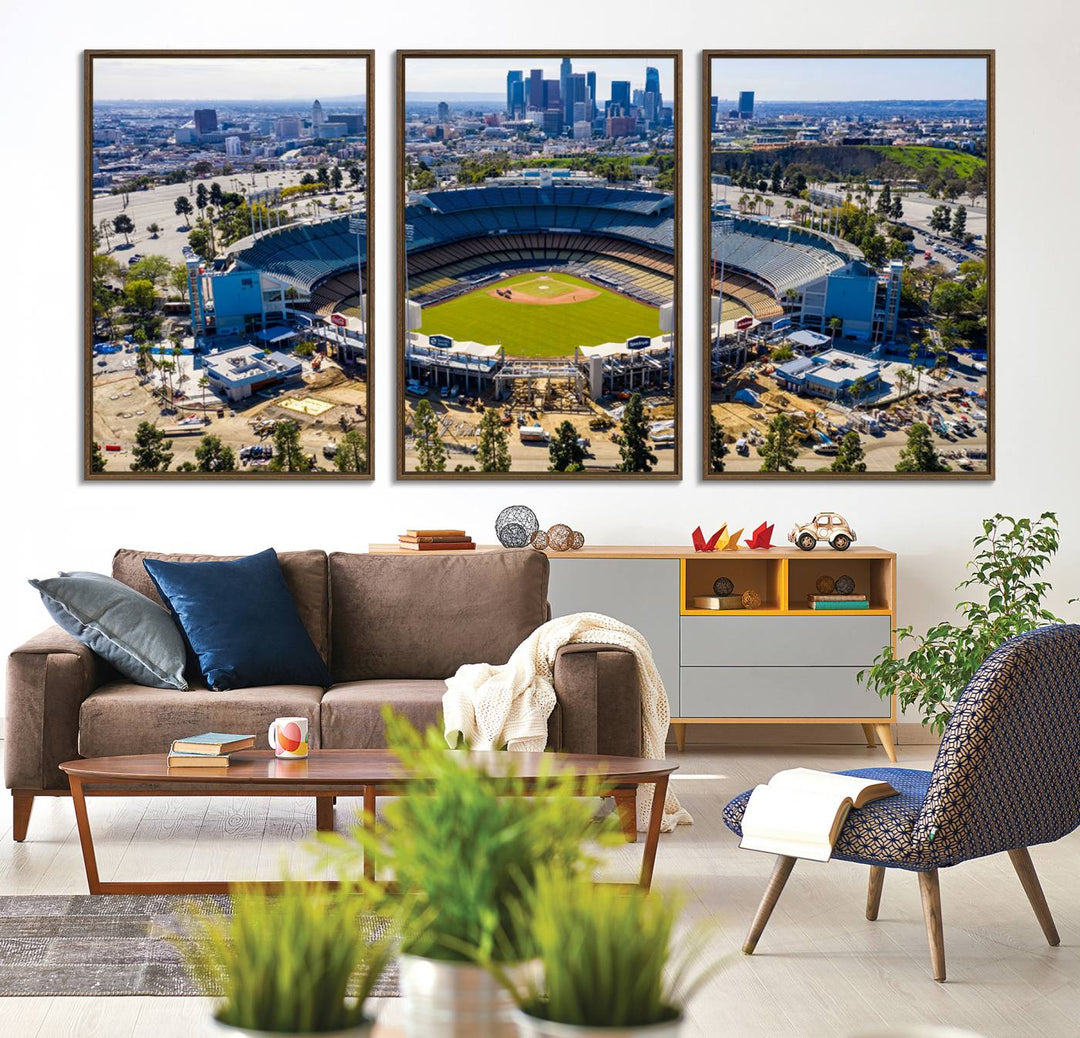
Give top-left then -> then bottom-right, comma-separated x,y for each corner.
349,213 -> 367,347
712,215 -> 735,335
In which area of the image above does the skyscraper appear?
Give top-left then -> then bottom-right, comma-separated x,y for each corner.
543,79 -> 561,112
311,100 -> 325,136
193,109 -> 218,135
586,70 -> 597,120
645,66 -> 662,112
529,69 -> 544,110
710,96 -> 718,130
559,58 -> 572,126
437,101 -> 450,123
610,80 -> 631,116
506,70 -> 523,117
738,90 -> 755,119
564,73 -> 586,130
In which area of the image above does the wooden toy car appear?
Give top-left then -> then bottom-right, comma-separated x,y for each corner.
789,512 -> 856,552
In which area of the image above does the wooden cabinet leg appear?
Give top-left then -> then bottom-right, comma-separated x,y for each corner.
874,723 -> 898,762
860,723 -> 877,748
866,865 -> 885,920
612,788 -> 638,844
315,796 -> 334,832
917,869 -> 946,982
743,855 -> 797,954
672,723 -> 687,752
1007,847 -> 1060,946
12,792 -> 34,842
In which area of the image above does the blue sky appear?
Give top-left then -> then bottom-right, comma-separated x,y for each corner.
406,57 -> 676,103
94,58 -> 367,101
710,56 -> 987,103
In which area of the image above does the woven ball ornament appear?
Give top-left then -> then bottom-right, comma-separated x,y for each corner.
713,576 -> 735,597
815,575 -> 836,594
530,529 -> 549,550
495,505 -> 539,548
570,530 -> 586,550
547,524 -> 574,551
741,589 -> 761,609
835,574 -> 856,595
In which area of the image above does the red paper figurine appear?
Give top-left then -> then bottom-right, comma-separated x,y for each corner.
692,525 -> 726,552
745,522 -> 775,549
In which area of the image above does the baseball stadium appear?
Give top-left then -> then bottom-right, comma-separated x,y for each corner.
402,178 -> 676,402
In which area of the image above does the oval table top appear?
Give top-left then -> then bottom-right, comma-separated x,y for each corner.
59,748 -> 677,785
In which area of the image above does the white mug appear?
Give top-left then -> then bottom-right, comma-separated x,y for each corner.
268,716 -> 309,759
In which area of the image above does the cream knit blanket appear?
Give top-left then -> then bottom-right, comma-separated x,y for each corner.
442,611 -> 692,833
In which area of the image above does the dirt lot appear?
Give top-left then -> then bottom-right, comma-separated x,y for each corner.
92,363 -> 369,474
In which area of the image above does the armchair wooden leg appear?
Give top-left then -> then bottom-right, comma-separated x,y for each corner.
861,723 -> 877,748
743,855 -> 797,955
1008,847 -> 1060,946
12,792 -> 34,842
917,869 -> 946,982
866,865 -> 885,920
672,723 -> 687,752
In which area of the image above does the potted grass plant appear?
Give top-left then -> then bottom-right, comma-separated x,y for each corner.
315,710 -> 619,1038
175,880 -> 393,1037
502,871 -> 720,1037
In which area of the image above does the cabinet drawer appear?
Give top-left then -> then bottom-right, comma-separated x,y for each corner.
679,666 -> 891,719
680,615 -> 891,668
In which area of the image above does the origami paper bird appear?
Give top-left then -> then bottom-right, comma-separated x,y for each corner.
722,528 -> 744,550
692,524 -> 727,552
745,522 -> 775,549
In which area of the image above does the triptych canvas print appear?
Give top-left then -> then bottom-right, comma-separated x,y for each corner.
85,49 -> 992,481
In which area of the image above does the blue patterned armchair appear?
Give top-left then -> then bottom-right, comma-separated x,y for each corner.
723,624 -> 1080,981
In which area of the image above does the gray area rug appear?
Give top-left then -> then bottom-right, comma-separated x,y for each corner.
0,895 -> 399,997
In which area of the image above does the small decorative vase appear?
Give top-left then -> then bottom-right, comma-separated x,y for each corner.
399,954 -> 519,1038
511,1008 -> 685,1038
211,1016 -> 375,1037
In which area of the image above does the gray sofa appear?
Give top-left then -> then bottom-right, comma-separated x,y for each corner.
6,548 -> 641,840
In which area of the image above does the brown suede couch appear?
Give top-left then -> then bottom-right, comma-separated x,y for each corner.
6,548 -> 641,840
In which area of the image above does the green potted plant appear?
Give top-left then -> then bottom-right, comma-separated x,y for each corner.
860,513 -> 1071,733
175,880 -> 393,1036
502,870 -> 720,1037
315,711 -> 618,1038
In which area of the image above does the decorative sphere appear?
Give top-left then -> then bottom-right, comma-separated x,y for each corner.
741,589 -> 761,609
530,529 -> 549,551
835,574 -> 856,595
547,524 -> 574,551
495,505 -> 539,548
815,575 -> 836,594
713,576 -> 734,597
570,530 -> 585,550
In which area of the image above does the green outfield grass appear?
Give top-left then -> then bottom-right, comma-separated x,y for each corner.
418,272 -> 663,356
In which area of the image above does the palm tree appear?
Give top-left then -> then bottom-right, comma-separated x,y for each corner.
763,198 -> 774,219
784,199 -> 794,219
827,316 -> 843,345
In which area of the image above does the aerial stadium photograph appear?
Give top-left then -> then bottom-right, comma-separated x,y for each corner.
397,51 -> 681,478
704,52 -> 992,479
86,51 -> 373,478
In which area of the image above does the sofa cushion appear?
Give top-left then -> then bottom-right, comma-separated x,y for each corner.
111,549 -> 330,664
79,681 -> 323,758
143,549 -> 332,691
329,550 -> 549,681
321,679 -> 561,750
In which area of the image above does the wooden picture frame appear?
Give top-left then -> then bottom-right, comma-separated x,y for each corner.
702,50 -> 994,480
85,50 -> 375,479
396,49 -> 683,480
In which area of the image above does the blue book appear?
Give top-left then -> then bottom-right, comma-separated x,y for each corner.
170,732 -> 255,755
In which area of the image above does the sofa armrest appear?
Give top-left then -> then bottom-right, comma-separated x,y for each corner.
5,627 -> 108,791
552,643 -> 641,758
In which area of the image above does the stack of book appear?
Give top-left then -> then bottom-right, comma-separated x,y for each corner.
807,594 -> 870,611
167,732 -> 255,768
397,529 -> 475,552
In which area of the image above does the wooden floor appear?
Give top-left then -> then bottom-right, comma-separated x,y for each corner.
1,740 -> 1077,1038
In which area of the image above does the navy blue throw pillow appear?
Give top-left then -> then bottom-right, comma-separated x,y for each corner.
143,549 -> 332,691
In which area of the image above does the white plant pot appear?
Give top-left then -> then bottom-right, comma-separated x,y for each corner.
398,953 -> 519,1038
511,1008 -> 685,1038
211,1015 -> 374,1038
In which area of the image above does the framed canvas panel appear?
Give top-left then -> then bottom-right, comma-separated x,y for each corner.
397,50 -> 682,479
703,50 -> 994,479
85,50 -> 374,479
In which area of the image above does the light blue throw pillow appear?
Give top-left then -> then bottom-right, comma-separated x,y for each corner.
30,571 -> 188,690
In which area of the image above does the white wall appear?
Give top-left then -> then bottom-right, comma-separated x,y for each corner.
3,1 -> 1079,719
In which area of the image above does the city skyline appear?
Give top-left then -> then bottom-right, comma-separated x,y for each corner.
710,56 -> 987,104
405,57 -> 675,108
93,57 -> 368,101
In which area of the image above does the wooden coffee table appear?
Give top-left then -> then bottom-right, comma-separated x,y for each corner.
59,749 -> 676,895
